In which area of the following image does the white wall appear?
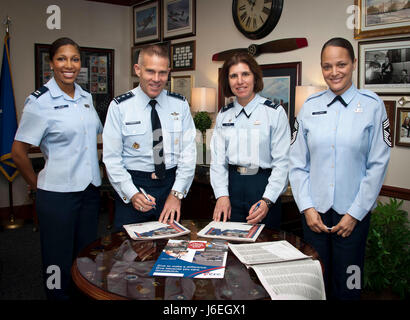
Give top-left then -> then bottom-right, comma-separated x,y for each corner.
0,0 -> 131,207
1,0 -> 409,212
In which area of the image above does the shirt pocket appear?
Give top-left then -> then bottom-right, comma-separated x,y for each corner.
121,120 -> 147,154
163,118 -> 182,154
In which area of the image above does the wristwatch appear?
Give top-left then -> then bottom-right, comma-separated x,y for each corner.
262,197 -> 274,209
171,190 -> 184,200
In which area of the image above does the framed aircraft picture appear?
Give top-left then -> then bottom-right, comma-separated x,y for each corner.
133,0 -> 161,45
163,0 -> 196,40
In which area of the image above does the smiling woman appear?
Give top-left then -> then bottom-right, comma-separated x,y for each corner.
11,37 -> 103,300
49,40 -> 81,98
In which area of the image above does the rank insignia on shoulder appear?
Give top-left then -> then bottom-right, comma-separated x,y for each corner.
291,119 -> 299,145
382,118 -> 392,148
264,99 -> 279,109
31,86 -> 49,99
114,91 -> 134,104
167,91 -> 186,101
222,102 -> 234,113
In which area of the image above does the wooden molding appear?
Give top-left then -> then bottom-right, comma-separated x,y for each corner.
380,185 -> 410,201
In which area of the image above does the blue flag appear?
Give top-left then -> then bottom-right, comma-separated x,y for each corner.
0,33 -> 18,182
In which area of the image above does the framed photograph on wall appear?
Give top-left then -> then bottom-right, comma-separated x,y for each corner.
131,45 -> 143,76
171,75 -> 193,104
354,0 -> 410,39
358,37 -> 410,95
133,0 -> 161,45
218,61 -> 301,128
383,100 -> 396,147
163,0 -> 196,40
170,40 -> 195,71
35,43 -> 114,125
395,107 -> 410,147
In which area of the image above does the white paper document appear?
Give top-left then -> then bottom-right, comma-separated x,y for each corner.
229,240 -> 326,300
123,221 -> 190,240
197,221 -> 264,242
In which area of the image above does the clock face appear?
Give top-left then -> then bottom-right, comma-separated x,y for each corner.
232,0 -> 283,40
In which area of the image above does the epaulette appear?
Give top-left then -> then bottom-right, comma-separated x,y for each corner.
113,91 -> 134,104
358,89 -> 379,102
221,102 -> 234,113
167,91 -> 186,101
31,86 -> 49,99
264,99 -> 279,109
305,90 -> 326,103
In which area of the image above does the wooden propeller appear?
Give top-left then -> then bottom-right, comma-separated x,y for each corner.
212,38 -> 308,61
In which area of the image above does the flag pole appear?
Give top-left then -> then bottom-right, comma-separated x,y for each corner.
1,16 -> 23,230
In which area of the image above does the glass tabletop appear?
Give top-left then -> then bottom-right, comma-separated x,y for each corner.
72,220 -> 320,300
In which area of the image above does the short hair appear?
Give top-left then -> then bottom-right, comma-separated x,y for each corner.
138,44 -> 170,66
49,37 -> 80,60
321,37 -> 355,63
219,53 -> 264,98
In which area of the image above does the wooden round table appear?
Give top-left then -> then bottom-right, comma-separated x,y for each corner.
71,220 -> 322,300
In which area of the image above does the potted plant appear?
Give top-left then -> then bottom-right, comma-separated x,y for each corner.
193,111 -> 212,165
363,198 -> 410,299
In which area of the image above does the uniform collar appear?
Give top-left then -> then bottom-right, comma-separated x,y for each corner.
46,77 -> 88,100
134,85 -> 166,110
325,84 -> 357,108
234,94 -> 260,118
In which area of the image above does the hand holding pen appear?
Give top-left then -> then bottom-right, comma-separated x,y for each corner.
131,187 -> 156,212
246,200 -> 268,224
139,187 -> 156,209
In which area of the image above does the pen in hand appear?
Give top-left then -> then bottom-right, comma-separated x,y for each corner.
252,202 -> 261,213
139,187 -> 156,209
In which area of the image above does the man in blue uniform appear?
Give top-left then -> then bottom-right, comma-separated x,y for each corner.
103,44 -> 196,229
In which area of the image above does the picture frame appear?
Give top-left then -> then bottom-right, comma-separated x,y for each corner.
354,0 -> 410,39
131,45 -> 144,76
395,107 -> 410,147
133,0 -> 161,45
171,75 -> 193,104
170,40 -> 196,71
131,41 -> 171,76
383,100 -> 396,147
163,0 -> 196,40
35,43 -> 114,125
358,37 -> 410,95
218,61 -> 301,128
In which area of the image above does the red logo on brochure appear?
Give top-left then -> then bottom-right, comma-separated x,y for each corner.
188,242 -> 206,250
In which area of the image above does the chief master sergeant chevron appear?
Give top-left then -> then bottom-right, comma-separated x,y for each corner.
103,44 -> 196,229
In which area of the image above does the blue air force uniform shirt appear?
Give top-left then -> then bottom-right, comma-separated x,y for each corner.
210,93 -> 290,203
102,85 -> 196,203
289,85 -> 391,221
14,77 -> 103,192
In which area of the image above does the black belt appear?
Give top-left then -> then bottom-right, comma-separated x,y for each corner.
228,165 -> 272,175
128,167 -> 177,179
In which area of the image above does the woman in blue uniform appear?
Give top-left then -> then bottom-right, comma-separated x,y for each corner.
289,37 -> 391,300
210,53 -> 290,229
12,37 -> 102,300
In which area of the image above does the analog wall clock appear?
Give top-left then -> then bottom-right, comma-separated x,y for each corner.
232,0 -> 283,40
